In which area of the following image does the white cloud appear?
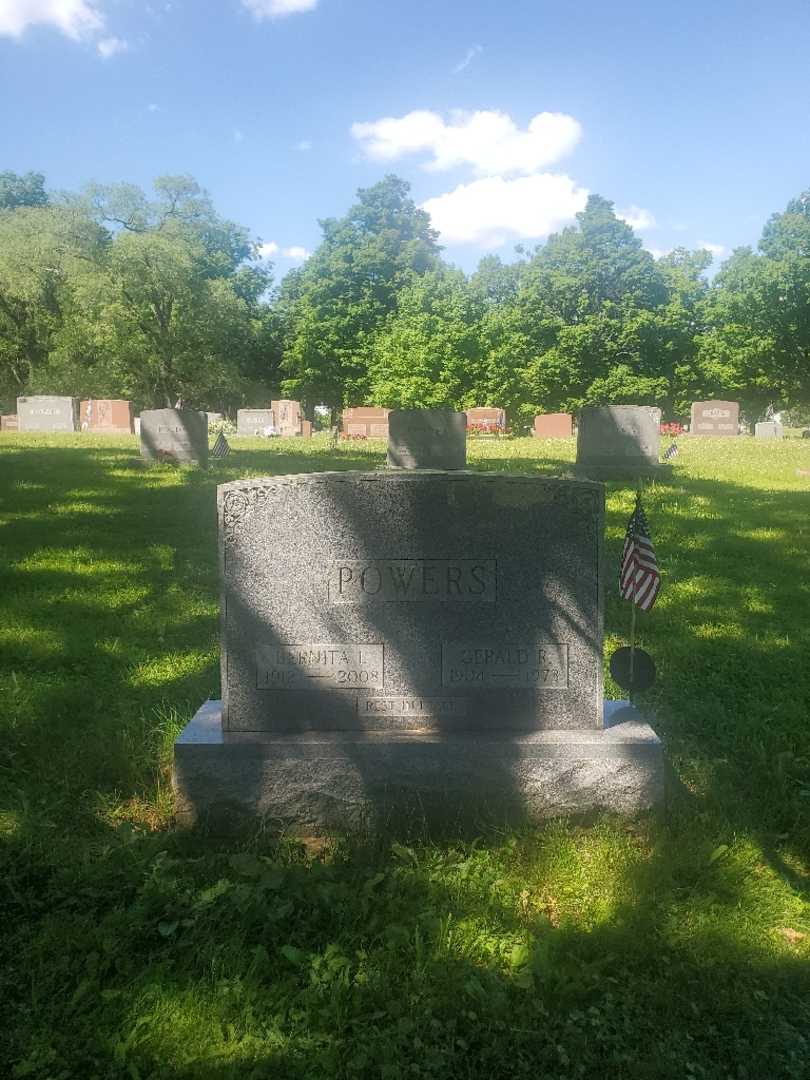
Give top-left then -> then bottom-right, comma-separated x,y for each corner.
617,204 -> 656,231
295,139 -> 312,152
700,242 -> 727,260
97,34 -> 126,57
241,0 -> 317,18
0,0 -> 104,40
452,43 -> 483,74
282,245 -> 310,260
351,109 -> 582,177
421,173 -> 588,247
257,241 -> 279,259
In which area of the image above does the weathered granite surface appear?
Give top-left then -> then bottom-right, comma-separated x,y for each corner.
140,408 -> 208,466
80,399 -> 133,434
576,406 -> 660,477
17,395 -> 78,433
690,400 -> 740,436
533,413 -> 573,438
219,471 -> 604,734
387,410 -> 467,470
755,421 -> 784,439
173,699 -> 664,832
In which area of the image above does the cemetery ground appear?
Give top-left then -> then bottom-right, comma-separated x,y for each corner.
1,433 -> 809,1080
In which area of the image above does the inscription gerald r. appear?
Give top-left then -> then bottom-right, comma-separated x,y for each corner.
442,642 -> 570,689
256,643 -> 384,690
329,559 -> 496,603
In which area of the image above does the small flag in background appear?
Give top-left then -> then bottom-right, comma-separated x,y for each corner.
211,432 -> 230,458
662,441 -> 679,461
619,494 -> 661,610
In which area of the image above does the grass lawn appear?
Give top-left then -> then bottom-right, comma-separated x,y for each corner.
1,431 -> 809,1079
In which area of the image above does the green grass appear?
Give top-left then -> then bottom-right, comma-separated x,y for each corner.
1,431 -> 810,1079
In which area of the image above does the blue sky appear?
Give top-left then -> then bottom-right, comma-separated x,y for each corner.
2,0 -> 809,276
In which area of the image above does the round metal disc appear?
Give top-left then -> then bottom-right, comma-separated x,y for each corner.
609,646 -> 656,692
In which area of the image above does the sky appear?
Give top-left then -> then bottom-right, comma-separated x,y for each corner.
1,0 -> 810,276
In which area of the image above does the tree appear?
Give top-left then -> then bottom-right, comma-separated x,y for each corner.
280,175 -> 441,412
0,171 -> 48,210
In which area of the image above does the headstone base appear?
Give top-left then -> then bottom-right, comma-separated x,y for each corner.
173,700 -> 664,833
574,463 -> 663,480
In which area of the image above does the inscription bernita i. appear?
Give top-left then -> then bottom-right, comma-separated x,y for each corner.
256,643 -> 384,690
329,559 -> 496,603
442,642 -> 570,689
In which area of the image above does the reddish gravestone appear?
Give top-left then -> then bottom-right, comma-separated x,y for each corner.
689,400 -> 740,436
1,414 -> 18,431
533,413 -> 573,438
271,399 -> 310,437
466,407 -> 506,433
342,406 -> 390,438
80,399 -> 133,434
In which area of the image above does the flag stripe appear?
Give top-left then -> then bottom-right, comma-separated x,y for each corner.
618,493 -> 660,611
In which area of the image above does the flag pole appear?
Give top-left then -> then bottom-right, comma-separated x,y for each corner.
628,478 -> 644,704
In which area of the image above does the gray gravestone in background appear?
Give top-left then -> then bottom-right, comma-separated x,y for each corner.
218,472 -> 604,733
139,408 -> 208,466
387,410 -> 467,470
755,421 -> 784,439
576,406 -> 660,476
17,396 -> 79,433
174,469 -> 665,830
237,408 -> 275,436
690,400 -> 740,436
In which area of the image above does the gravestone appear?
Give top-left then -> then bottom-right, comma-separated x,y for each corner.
532,413 -> 573,438
237,408 -> 276,436
301,420 -> 313,438
1,414 -> 18,431
17,396 -> 79,433
271,399 -> 309,437
207,412 -> 224,428
466,406 -> 506,433
576,406 -> 660,477
689,400 -> 740,436
387,409 -> 466,470
173,471 -> 664,831
134,417 -> 141,436
755,421 -> 784,439
80,399 -> 133,434
341,406 -> 390,438
139,408 -> 208,466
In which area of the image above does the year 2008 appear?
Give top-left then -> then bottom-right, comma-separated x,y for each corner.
336,670 -> 379,684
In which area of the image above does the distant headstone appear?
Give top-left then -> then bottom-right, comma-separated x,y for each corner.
139,408 -> 208,467
1,414 -> 18,431
466,407 -> 506,433
237,408 -> 276,437
755,421 -> 784,439
387,409 -> 466,469
576,406 -> 661,477
532,413 -> 573,438
17,396 -> 79,433
206,412 -> 224,428
689,400 -> 740,436
271,399 -> 307,437
80,399 -> 133,434
341,406 -> 390,439
173,471 -> 664,830
301,420 -> 313,438
134,417 -> 141,436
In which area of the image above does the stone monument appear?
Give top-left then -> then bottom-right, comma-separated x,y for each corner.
466,407 -> 506,433
532,413 -> 573,438
236,408 -> 276,436
271,399 -> 309,437
80,399 -> 133,434
17,396 -> 79,433
1,414 -> 18,431
173,470 -> 664,831
576,406 -> 661,477
387,409 -> 466,470
342,407 -> 390,438
689,400 -> 740,436
755,421 -> 784,439
139,408 -> 208,467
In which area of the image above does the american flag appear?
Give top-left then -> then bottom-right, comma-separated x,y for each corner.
211,432 -> 231,458
619,494 -> 661,611
662,441 -> 679,461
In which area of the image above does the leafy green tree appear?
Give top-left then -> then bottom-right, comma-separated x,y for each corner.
0,171 -> 48,210
280,175 -> 441,412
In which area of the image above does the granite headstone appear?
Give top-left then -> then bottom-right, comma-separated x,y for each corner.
271,399 -> 307,437
387,410 -> 467,470
1,414 -> 18,431
689,400 -> 740,436
80,399 -> 133,434
341,407 -> 390,438
466,407 -> 506,433
140,408 -> 208,466
576,406 -> 660,476
755,421 -> 784,439
532,413 -> 573,438
237,408 -> 276,436
17,396 -> 79,433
